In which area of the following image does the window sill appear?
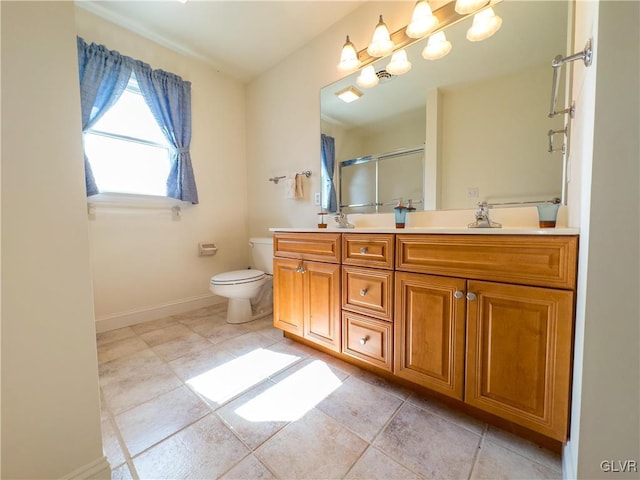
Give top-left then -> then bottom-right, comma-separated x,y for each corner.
87,192 -> 188,219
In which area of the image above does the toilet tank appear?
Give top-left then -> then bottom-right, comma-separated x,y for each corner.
250,237 -> 274,274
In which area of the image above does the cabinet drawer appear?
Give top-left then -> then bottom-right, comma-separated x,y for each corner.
342,266 -> 393,321
273,232 -> 341,263
342,312 -> 392,372
396,234 -> 578,289
343,234 -> 394,269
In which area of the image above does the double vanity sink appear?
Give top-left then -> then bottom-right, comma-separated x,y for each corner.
270,222 -> 579,446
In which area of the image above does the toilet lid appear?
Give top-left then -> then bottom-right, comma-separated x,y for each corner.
211,269 -> 265,285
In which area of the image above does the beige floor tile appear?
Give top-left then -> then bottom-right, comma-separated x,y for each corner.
199,321 -> 251,344
131,316 -> 179,335
317,376 -> 403,442
220,454 -> 275,480
485,426 -> 562,473
239,316 -> 274,332
256,408 -> 368,479
168,344 -> 236,382
99,349 -> 182,414
216,379 -> 290,449
109,462 -> 134,480
97,336 -> 149,364
150,332 -> 213,362
178,313 -> 227,334
96,327 -> 136,348
213,331 -> 279,357
312,350 -> 363,376
374,402 -> 481,479
345,446 -> 422,480
471,440 -> 561,479
353,367 -> 413,401
270,356 -> 351,384
114,386 -> 210,456
185,345 -> 301,410
133,414 -> 250,479
139,323 -> 193,347
101,416 -> 127,469
407,392 -> 487,435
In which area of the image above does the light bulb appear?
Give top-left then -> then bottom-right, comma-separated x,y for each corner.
367,15 -> 394,57
386,50 -> 412,75
356,65 -> 380,88
406,0 -> 438,39
337,35 -> 360,73
454,0 -> 489,15
466,7 -> 502,42
421,31 -> 452,60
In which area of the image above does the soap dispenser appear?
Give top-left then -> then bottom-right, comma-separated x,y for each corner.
394,199 -> 408,228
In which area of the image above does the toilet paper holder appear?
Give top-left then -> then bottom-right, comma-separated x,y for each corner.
198,242 -> 218,256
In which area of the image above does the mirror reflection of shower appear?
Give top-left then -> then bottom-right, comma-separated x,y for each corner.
339,146 -> 424,214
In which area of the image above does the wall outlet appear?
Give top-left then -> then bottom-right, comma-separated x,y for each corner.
467,187 -> 479,199
314,192 -> 321,205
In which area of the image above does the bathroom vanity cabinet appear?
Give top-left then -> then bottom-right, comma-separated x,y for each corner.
273,233 -> 341,352
272,230 -> 578,442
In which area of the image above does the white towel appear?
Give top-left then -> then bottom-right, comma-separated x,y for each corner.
284,177 -> 296,199
294,174 -> 304,199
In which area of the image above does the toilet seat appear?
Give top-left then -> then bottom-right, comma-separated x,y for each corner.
210,269 -> 265,286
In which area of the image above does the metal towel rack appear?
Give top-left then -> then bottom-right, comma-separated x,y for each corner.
548,39 -> 593,118
269,170 -> 311,184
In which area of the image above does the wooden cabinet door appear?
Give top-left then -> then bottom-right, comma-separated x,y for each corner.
304,261 -> 341,352
394,272 -> 467,400
465,280 -> 574,441
273,258 -> 304,336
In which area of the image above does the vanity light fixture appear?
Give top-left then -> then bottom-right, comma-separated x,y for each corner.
454,0 -> 489,15
337,35 -> 360,73
386,49 -> 412,75
406,0 -> 439,39
335,86 -> 363,103
356,65 -> 380,88
466,7 -> 502,42
366,15 -> 394,57
422,31 -> 452,60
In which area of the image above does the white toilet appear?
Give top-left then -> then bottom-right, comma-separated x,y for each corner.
209,237 -> 274,324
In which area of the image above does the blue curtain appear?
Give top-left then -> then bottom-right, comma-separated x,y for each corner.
77,37 -> 132,196
133,62 -> 198,204
321,134 -> 337,212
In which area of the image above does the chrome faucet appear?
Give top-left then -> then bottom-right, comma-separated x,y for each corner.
468,202 -> 502,228
334,211 -> 355,229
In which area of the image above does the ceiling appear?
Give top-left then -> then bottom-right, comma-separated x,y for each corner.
75,0 -> 367,83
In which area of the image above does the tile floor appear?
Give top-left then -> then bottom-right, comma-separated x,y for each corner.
97,304 -> 562,479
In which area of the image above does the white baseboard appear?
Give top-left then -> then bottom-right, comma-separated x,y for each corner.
62,456 -> 111,479
95,294 -> 225,333
562,440 -> 576,480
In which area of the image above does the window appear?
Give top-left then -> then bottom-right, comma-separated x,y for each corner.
83,73 -> 171,197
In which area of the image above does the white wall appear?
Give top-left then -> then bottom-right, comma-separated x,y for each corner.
439,64 -> 564,209
564,1 -> 640,478
75,9 -> 250,329
1,2 -> 106,477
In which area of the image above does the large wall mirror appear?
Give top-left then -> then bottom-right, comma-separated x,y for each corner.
320,0 -> 570,213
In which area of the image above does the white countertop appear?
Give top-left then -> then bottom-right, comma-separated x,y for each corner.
269,226 -> 580,235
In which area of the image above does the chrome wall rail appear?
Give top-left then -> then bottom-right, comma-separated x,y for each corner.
548,39 -> 593,118
269,170 -> 312,184
548,127 -> 568,154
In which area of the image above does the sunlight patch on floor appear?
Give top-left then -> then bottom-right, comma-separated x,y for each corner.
234,360 -> 343,422
187,348 -> 300,406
